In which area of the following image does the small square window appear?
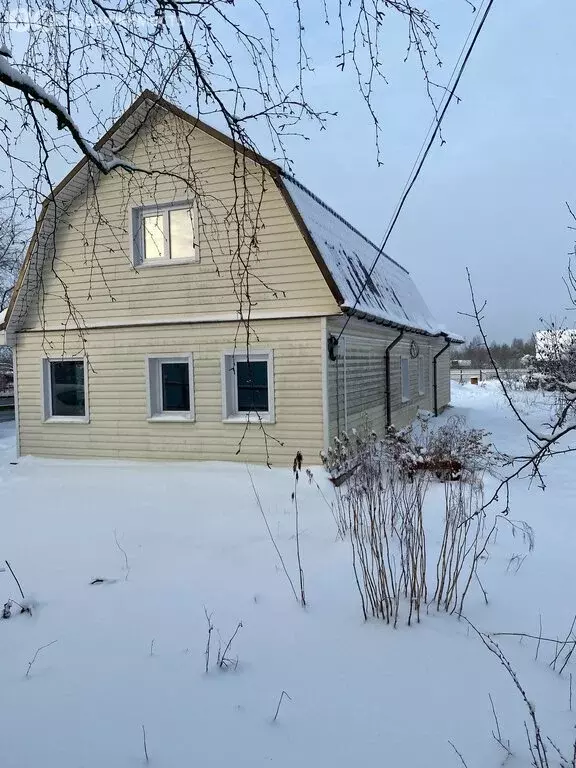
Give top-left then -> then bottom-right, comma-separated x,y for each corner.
401,357 -> 410,403
222,351 -> 275,422
147,355 -> 194,420
418,356 -> 426,396
132,203 -> 197,265
42,358 -> 88,422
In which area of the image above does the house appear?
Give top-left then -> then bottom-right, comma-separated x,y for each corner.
0,92 -> 462,465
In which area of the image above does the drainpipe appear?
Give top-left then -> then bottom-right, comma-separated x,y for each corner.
433,333 -> 451,416
385,330 -> 404,428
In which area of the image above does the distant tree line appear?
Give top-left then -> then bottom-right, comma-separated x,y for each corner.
451,335 -> 536,369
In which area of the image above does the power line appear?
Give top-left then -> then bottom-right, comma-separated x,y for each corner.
378,0 -> 490,249
336,0 -> 496,341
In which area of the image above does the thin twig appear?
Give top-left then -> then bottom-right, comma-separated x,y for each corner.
489,693 -> 513,760
475,571 -> 488,605
448,740 -> 470,767
26,640 -> 58,677
246,466 -> 298,603
204,607 -> 214,673
293,451 -> 306,607
142,724 -> 149,763
5,559 -> 25,601
113,529 -> 130,581
149,638 -> 155,657
272,690 -> 292,722
218,621 -> 243,669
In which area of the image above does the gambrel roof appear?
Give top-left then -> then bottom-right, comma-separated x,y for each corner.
281,175 -> 455,338
1,91 -> 461,343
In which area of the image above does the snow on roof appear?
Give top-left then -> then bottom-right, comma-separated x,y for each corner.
282,174 -> 456,338
0,308 -> 7,327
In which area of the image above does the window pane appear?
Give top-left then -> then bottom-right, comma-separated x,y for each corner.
236,360 -> 268,412
143,214 -> 164,260
50,361 -> 85,417
169,208 -> 194,259
161,362 -> 190,411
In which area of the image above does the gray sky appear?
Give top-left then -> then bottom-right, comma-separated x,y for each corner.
273,0 -> 576,342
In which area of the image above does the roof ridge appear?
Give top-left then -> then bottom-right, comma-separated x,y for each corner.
279,171 -> 409,276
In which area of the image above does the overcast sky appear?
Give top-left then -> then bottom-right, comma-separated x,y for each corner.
266,0 -> 576,342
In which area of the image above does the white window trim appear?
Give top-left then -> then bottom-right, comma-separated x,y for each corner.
130,200 -> 199,267
401,356 -> 410,403
418,355 -> 426,396
41,357 -> 90,424
221,349 -> 275,424
146,354 -> 195,422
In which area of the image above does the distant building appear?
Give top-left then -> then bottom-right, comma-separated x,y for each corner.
451,359 -> 472,368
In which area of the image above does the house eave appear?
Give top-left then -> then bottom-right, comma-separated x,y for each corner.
342,306 -> 464,342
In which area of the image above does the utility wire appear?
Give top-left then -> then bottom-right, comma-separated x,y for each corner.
379,0 -> 490,248
336,0 -> 496,341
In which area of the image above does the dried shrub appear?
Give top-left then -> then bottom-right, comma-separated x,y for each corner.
326,415 -> 505,624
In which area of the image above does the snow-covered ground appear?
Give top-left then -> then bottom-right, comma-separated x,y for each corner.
0,383 -> 575,767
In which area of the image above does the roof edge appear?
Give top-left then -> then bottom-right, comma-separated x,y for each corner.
274,173 -> 344,308
343,306 -> 463,342
280,172 -> 410,276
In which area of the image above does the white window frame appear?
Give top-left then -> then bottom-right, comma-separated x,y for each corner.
418,355 -> 426,396
401,356 -> 410,403
146,354 -> 195,422
221,350 -> 275,423
131,201 -> 198,266
42,357 -> 89,423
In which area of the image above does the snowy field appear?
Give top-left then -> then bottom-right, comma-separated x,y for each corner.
0,383 -> 575,767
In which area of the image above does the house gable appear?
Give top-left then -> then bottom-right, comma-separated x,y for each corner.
9,99 -> 340,336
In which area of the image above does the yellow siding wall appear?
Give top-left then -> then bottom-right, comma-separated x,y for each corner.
19,108 -> 338,331
326,317 -> 451,443
15,318 -> 325,465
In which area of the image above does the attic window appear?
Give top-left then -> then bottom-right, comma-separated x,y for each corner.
132,202 -> 197,265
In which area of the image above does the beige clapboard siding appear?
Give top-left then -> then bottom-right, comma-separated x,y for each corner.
434,341 -> 451,411
20,108 -> 339,331
325,317 -> 449,444
16,318 -> 325,465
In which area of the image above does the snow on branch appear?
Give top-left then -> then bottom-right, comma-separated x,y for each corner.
0,50 -> 135,175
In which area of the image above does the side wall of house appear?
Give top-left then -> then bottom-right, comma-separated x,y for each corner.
435,341 -> 452,412
325,316 -> 452,445
15,317 -> 325,465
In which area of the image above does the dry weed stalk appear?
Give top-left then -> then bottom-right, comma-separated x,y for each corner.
432,477 -> 492,615
292,451 -> 306,607
247,465 -> 299,603
217,621 -> 243,670
272,690 -> 292,723
25,639 -> 58,678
